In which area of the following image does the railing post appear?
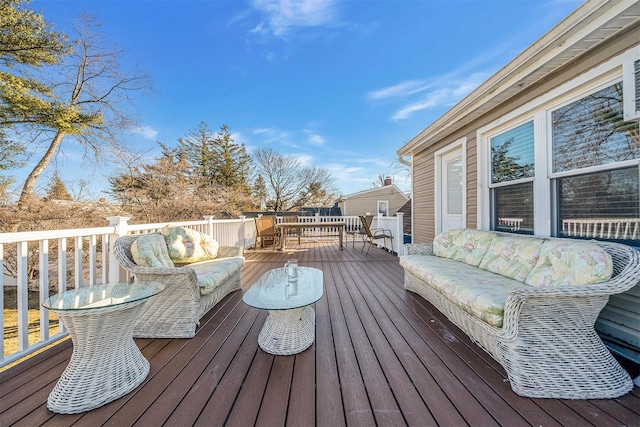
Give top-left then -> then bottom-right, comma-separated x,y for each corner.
203,215 -> 214,238
106,216 -> 131,283
239,215 -> 246,249
395,212 -> 404,256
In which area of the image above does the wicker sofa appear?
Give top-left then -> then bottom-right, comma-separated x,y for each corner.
400,228 -> 640,399
114,228 -> 244,338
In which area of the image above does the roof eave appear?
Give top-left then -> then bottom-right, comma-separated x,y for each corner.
397,0 -> 640,156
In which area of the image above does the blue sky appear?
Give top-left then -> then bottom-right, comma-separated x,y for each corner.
14,0 -> 581,200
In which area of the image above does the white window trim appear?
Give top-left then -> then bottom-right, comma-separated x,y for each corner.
435,137 -> 467,234
377,200 -> 389,217
477,46 -> 640,236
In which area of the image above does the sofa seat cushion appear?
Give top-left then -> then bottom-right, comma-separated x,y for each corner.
479,235 -> 544,282
433,228 -> 496,267
524,239 -> 612,287
162,226 -> 219,264
400,254 -> 522,328
189,257 -> 244,296
130,234 -> 175,268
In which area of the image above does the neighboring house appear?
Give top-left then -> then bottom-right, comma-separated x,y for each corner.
338,178 -> 409,217
397,2 -> 640,365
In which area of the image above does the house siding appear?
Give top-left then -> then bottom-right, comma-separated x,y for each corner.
340,186 -> 408,217
408,22 -> 640,364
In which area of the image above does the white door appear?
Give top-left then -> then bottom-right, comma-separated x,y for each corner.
439,149 -> 464,232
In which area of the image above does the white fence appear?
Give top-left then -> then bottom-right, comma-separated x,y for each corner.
1,213 -> 403,367
562,218 -> 640,240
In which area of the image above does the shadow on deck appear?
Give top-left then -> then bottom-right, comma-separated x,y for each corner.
1,241 -> 639,426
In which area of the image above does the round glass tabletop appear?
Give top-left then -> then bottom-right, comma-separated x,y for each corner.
42,282 -> 165,311
243,266 -> 323,310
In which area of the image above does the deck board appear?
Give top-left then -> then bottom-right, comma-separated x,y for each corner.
1,240 -> 639,426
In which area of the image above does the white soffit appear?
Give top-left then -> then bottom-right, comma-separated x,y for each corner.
398,0 -> 640,156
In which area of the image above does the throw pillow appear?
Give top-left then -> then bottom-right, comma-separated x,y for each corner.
162,226 -> 219,263
130,234 -> 175,268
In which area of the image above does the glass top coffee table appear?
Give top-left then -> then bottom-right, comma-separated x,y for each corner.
42,281 -> 164,414
243,266 -> 323,355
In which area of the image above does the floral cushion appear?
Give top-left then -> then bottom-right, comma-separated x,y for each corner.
433,228 -> 495,267
479,235 -> 544,282
189,257 -> 244,295
525,239 -> 612,287
161,226 -> 219,264
130,234 -> 174,268
400,254 -> 520,327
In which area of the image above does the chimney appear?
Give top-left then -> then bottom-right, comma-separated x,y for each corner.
383,177 -> 392,186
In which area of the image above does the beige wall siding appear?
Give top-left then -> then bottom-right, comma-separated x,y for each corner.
341,186 -> 408,217
412,150 -> 434,243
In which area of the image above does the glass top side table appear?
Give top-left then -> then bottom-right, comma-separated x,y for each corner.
243,266 -> 323,355
42,281 -> 164,414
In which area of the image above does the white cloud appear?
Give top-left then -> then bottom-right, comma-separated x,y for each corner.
131,125 -> 158,140
367,80 -> 432,101
307,133 -> 325,146
370,72 -> 491,121
250,0 -> 339,37
294,153 -> 313,166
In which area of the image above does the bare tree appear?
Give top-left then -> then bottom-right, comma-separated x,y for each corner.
17,14 -> 153,207
252,147 -> 338,212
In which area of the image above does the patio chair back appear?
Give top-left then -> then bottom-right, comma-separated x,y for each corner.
359,215 -> 393,254
254,216 -> 279,251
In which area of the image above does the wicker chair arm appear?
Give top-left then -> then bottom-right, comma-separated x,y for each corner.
403,243 -> 433,256
132,267 -> 201,301
216,246 -> 244,258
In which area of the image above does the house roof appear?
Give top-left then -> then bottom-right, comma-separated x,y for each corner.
339,184 -> 409,201
397,0 -> 640,157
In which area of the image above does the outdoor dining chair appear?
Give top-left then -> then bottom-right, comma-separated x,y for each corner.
359,215 -> 393,254
346,214 -> 372,248
281,215 -> 302,245
254,216 -> 279,251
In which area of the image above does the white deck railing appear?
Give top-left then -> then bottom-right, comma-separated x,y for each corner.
1,213 -> 403,367
562,218 -> 640,240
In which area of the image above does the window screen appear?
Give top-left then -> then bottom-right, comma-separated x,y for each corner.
491,121 -> 534,184
492,182 -> 533,234
552,82 -> 640,173
557,167 -> 639,244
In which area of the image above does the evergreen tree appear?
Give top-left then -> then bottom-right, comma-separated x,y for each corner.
210,124 -> 252,193
45,173 -> 72,200
0,0 -> 71,129
178,121 -> 217,187
253,175 -> 268,210
178,122 -> 252,193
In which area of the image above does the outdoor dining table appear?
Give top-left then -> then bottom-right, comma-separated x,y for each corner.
42,281 -> 164,414
277,221 -> 345,250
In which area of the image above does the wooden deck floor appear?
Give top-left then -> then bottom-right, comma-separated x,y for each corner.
1,241 -> 639,426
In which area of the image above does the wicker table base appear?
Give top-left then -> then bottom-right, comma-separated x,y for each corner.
47,300 -> 150,414
258,306 -> 315,355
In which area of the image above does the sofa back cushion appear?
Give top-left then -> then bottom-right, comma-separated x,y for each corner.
479,235 -> 544,282
433,228 -> 495,267
162,226 -> 219,264
524,239 -> 613,287
131,234 -> 175,268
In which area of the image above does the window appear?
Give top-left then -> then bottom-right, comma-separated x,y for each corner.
552,82 -> 640,243
557,168 -> 639,240
552,83 -> 640,173
489,121 -> 535,234
377,201 -> 389,217
481,75 -> 640,245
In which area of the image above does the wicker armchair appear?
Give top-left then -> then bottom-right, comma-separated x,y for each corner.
402,237 -> 640,399
114,234 -> 244,338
